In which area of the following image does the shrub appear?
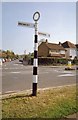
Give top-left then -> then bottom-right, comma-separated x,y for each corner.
30,57 -> 69,65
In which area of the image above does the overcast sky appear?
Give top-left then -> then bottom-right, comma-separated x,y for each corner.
0,2 -> 76,54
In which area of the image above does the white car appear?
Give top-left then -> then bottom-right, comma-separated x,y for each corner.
0,59 -> 2,65
2,58 -> 5,63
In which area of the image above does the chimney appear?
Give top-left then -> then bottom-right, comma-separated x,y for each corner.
59,42 -> 61,46
45,39 -> 48,43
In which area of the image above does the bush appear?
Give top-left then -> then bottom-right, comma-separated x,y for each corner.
30,57 -> 68,65
72,57 -> 78,65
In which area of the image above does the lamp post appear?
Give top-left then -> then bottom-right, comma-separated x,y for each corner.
32,12 -> 40,96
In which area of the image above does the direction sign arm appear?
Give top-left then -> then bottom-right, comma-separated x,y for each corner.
18,21 -> 35,28
38,32 -> 50,37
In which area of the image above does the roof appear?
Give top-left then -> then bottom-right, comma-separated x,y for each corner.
76,44 -> 78,48
45,43 -> 65,50
62,41 -> 76,48
0,52 -> 7,58
0,53 -> 2,58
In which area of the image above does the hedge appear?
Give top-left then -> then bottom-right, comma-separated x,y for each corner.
30,57 -> 70,65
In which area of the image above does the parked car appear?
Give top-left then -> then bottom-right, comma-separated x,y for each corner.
0,58 -> 2,65
9,59 -> 11,62
19,59 -> 23,63
5,58 -> 7,62
2,58 -> 5,63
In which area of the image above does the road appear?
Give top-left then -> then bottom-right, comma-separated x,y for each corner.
1,60 -> 76,94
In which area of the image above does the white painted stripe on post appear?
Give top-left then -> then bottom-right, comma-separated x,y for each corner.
35,21 -> 38,35
33,59 -> 38,67
34,43 -> 38,51
33,75 -> 38,83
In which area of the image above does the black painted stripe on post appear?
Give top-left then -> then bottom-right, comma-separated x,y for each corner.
34,51 -> 38,58
33,67 -> 37,75
34,35 -> 38,43
32,31 -> 38,96
32,83 -> 37,96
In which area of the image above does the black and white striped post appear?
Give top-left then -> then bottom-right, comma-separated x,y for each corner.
18,12 -> 50,96
32,12 -> 40,96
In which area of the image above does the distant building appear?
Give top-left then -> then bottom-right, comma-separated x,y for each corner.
38,39 -> 66,58
62,41 -> 76,59
76,44 -> 78,59
0,50 -> 2,58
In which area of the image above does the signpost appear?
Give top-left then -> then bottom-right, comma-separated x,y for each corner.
32,12 -> 40,96
38,32 -> 50,37
18,11 -> 50,96
18,21 -> 35,28
18,22 -> 50,37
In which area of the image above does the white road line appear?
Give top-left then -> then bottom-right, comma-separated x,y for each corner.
13,64 -> 18,66
3,65 -> 6,66
4,68 -> 8,69
40,71 -> 50,74
2,71 -> 32,75
54,69 -> 74,73
10,72 -> 21,74
3,67 -> 22,70
61,71 -> 73,73
4,90 -> 16,94
58,74 -> 76,77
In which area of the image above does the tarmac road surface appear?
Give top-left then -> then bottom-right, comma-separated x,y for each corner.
1,60 -> 76,94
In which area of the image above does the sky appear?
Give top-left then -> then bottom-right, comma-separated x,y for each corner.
1,0 -> 77,2
0,2 -> 76,54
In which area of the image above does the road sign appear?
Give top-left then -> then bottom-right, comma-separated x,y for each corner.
38,32 -> 50,37
18,11 -> 50,96
18,21 -> 35,28
33,12 -> 40,21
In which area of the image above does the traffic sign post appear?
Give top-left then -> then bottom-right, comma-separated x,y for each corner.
38,32 -> 50,37
18,21 -> 35,28
18,11 -> 50,96
32,12 -> 40,96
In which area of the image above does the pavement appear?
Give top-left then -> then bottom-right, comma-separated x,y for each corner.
67,113 -> 78,119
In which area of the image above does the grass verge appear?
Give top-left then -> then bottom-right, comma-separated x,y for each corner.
2,85 -> 78,118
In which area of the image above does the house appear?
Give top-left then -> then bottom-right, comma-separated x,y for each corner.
38,40 -> 66,58
0,50 -> 2,58
61,41 -> 76,59
76,44 -> 78,59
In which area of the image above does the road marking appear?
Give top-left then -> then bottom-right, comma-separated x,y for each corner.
54,69 -> 74,73
13,64 -> 18,66
4,90 -> 16,94
4,65 -> 6,66
10,72 -> 21,74
58,74 -> 76,77
61,71 -> 72,73
40,71 -> 50,74
4,68 -> 8,69
3,67 -> 22,70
